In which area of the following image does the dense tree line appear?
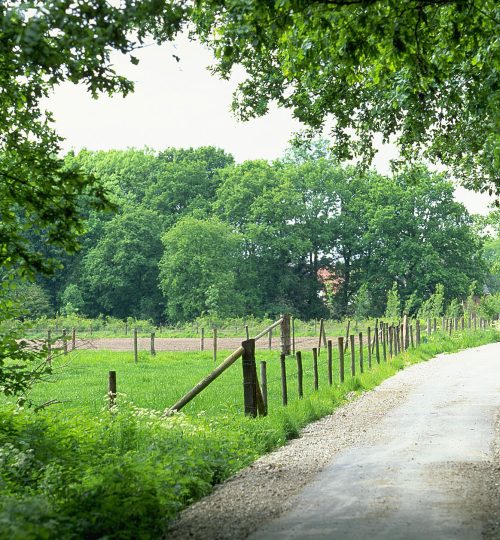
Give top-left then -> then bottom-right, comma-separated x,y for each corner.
21,145 -> 493,323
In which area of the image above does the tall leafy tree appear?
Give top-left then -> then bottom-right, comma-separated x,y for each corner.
191,1 -> 499,196
158,217 -> 244,321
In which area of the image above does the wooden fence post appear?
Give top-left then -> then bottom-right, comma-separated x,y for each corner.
62,329 -> 68,355
201,328 -> 205,351
281,314 -> 291,356
344,320 -> 351,352
125,322 -> 128,336
442,317 -> 446,332
381,323 -> 387,362
409,325 -> 414,348
375,326 -> 380,364
388,325 -> 393,358
280,352 -> 288,406
350,335 -> 356,376
426,318 -> 431,336
242,339 -> 257,417
338,337 -> 345,383
292,316 -> 296,355
268,328 -> 273,350
403,315 -> 409,350
318,319 -> 324,355
47,329 -> 52,364
468,315 -> 471,329
416,320 -> 420,347
245,325 -> 250,340
327,340 -> 333,385
371,320 -> 378,355
90,324 -> 93,337
213,328 -> 217,363
150,332 -> 156,356
313,347 -> 319,390
367,327 -> 372,368
296,351 -> 303,398
433,318 -> 437,333
359,332 -> 364,373
108,371 -> 117,409
454,318 -> 458,331
461,317 -> 464,330
260,361 -> 268,415
71,328 -> 76,351
134,328 -> 138,363
474,314 -> 477,330
394,325 -> 399,355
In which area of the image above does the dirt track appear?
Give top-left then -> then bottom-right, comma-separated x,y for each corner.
72,336 -> 323,353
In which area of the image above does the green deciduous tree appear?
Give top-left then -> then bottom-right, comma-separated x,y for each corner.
191,0 -> 499,197
159,217 -> 244,321
385,282 -> 401,321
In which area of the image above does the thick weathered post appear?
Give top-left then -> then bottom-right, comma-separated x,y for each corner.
133,328 -> 138,363
242,339 -> 257,417
313,347 -> 319,391
108,370 -> 117,409
260,361 -> 268,415
281,314 -> 291,356
150,332 -> 156,356
280,352 -> 288,406
358,332 -> 364,373
296,351 -> 303,398
367,327 -> 372,368
338,337 -> 345,383
350,335 -> 356,376
327,340 -> 333,385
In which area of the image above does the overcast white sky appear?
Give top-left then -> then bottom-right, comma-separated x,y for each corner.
46,36 -> 494,215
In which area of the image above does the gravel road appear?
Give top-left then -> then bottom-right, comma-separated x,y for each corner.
166,342 -> 500,540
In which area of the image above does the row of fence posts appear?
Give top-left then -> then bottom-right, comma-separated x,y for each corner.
64,312 -> 488,410
239,314 -> 491,418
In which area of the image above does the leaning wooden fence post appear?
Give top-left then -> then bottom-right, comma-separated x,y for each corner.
359,332 -> 364,373
242,339 -> 257,417
371,320 -> 378,355
281,314 -> 291,356
280,352 -> 288,406
367,327 -> 372,368
62,329 -> 68,355
338,337 -> 345,383
71,328 -> 76,351
296,351 -> 303,399
213,328 -> 218,363
150,332 -> 156,356
260,361 -> 268,415
327,340 -> 333,385
313,347 -> 319,391
108,371 -> 117,409
134,328 -> 138,363
350,335 -> 356,376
